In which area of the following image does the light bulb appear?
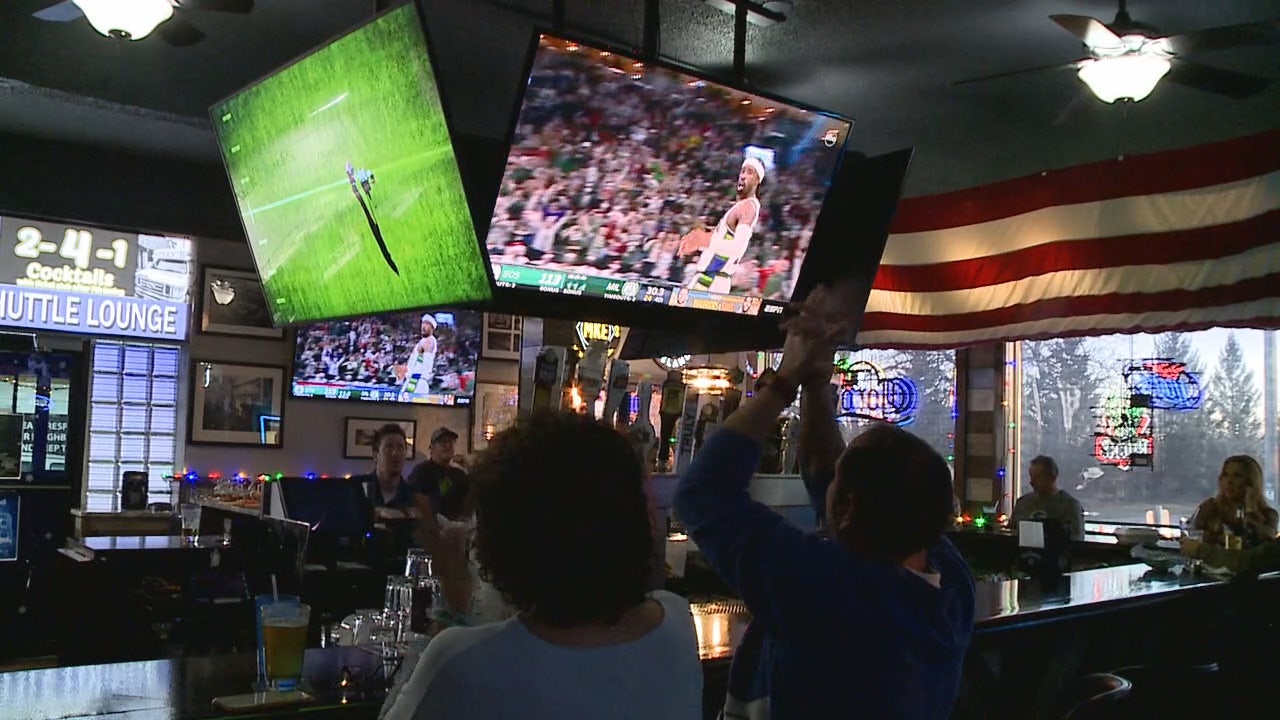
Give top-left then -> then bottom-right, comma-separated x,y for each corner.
1077,54 -> 1171,103
73,0 -> 173,40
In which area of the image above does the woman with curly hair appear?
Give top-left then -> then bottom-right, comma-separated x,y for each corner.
383,410 -> 701,720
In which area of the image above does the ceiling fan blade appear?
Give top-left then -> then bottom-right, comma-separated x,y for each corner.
159,17 -> 206,47
1163,20 -> 1280,56
32,0 -> 83,22
175,0 -> 254,13
1050,14 -> 1123,50
952,60 -> 1083,87
1164,59 -> 1272,99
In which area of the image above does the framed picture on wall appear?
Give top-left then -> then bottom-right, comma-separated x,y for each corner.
199,266 -> 285,339
471,382 -> 519,451
189,361 -> 286,447
481,313 -> 522,360
344,417 -> 417,459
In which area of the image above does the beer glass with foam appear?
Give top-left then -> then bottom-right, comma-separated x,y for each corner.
261,602 -> 310,691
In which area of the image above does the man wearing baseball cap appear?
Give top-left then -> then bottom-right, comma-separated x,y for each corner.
408,426 -> 470,521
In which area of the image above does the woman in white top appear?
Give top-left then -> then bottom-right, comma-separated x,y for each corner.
382,411 -> 702,720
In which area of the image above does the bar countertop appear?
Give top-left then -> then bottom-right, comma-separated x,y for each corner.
690,563 -> 1274,661
0,647 -> 383,720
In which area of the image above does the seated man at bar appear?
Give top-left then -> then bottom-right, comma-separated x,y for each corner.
408,426 -> 470,521
1012,455 -> 1085,541
383,411 -> 702,720
675,286 -> 976,719
1190,455 -> 1277,548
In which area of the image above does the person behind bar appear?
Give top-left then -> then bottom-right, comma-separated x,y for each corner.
674,286 -> 975,720
1191,455 -> 1277,549
1011,455 -> 1084,541
354,423 -> 418,520
350,423 -> 419,557
383,411 -> 701,720
408,427 -> 471,521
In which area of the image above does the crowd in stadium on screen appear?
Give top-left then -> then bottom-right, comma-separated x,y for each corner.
295,315 -> 479,394
485,52 -> 835,300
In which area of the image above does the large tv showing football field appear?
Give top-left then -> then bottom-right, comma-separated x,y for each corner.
292,309 -> 480,406
210,4 -> 491,326
486,35 -> 852,318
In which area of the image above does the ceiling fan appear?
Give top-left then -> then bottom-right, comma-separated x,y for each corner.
956,0 -> 1279,103
32,0 -> 254,46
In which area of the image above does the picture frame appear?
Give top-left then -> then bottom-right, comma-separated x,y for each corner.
481,313 -> 522,360
199,266 -> 285,339
470,382 -> 519,451
344,417 -> 417,459
189,361 -> 286,447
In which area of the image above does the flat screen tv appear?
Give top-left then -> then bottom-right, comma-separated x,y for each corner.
209,3 -> 492,326
291,309 -> 480,406
485,34 -> 851,320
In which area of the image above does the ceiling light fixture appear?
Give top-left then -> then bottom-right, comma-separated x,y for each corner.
1076,35 -> 1172,103
73,0 -> 173,41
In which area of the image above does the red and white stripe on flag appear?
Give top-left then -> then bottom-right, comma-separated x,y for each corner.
857,130 -> 1280,349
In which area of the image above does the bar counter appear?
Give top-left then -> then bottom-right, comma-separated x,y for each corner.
0,647 -> 384,720
8,564 -> 1276,719
690,562 -> 1277,660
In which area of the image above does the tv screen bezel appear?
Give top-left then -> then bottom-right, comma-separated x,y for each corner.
287,308 -> 483,409
478,27 -> 854,332
206,0 -> 497,329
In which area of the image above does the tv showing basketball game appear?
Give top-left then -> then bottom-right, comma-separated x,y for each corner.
210,4 -> 491,326
485,35 -> 851,318
291,309 -> 480,406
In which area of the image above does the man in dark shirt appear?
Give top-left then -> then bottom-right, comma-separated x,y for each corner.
351,423 -> 418,551
409,427 -> 470,520
674,286 -> 976,719
353,423 -> 417,516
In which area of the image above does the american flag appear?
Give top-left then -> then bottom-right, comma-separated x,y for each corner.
857,130 -> 1280,349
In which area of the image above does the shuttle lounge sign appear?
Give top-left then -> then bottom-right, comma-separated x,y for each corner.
0,216 -> 193,341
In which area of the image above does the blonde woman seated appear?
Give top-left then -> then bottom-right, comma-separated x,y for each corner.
1191,455 -> 1278,549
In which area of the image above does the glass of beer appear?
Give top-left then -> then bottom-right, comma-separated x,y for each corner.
261,602 -> 310,691
179,504 -> 201,545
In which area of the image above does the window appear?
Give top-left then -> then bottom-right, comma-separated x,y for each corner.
84,341 -> 182,512
833,349 -> 958,470
1018,329 -> 1279,527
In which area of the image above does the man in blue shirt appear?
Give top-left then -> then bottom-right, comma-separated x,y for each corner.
674,287 -> 975,719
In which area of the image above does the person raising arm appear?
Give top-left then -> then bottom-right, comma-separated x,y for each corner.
674,286 -> 975,720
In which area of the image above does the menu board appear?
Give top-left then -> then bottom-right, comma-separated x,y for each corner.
0,215 -> 194,341
20,414 -> 68,472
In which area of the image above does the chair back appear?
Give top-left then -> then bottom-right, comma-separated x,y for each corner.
1059,672 -> 1131,720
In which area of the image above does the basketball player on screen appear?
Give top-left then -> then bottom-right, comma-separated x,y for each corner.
400,314 -> 438,399
679,157 -> 764,294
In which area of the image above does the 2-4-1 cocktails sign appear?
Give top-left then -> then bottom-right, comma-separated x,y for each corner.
0,216 -> 194,341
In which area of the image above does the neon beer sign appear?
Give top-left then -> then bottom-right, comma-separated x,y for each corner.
1093,394 -> 1154,470
1122,358 -> 1202,411
835,359 -> 919,427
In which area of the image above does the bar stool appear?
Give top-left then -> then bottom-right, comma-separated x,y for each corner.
1110,663 -> 1219,715
1056,673 -> 1131,720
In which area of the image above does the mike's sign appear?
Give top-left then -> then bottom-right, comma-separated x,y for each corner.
0,216 -> 193,341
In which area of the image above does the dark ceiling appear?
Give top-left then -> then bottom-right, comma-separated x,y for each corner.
2,0 -> 1279,198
